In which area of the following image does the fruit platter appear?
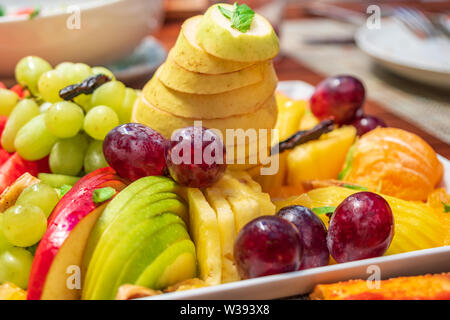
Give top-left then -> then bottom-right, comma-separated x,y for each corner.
0,3 -> 449,300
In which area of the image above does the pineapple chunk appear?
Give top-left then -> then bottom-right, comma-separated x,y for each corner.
275,186 -> 450,255
287,126 -> 356,186
0,282 -> 27,300
299,109 -> 319,130
204,188 -> 240,283
186,188 -> 222,285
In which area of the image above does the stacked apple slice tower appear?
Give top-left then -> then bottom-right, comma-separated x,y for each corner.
132,3 -> 280,169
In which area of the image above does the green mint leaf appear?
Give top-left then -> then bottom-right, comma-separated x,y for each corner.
218,5 -> 233,19
312,206 -> 336,215
59,184 -> 72,197
218,3 -> 255,33
231,3 -> 255,33
342,184 -> 368,191
29,6 -> 40,19
0,6 -> 5,17
442,202 -> 450,213
338,141 -> 357,180
93,187 -> 116,204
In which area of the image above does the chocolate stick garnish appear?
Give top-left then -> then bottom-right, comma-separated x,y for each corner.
271,119 -> 335,155
59,74 -> 111,100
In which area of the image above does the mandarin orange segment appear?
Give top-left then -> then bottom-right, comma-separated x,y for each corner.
343,128 -> 443,201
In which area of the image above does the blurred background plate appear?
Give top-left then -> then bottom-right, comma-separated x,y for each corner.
355,18 -> 450,89
0,0 -> 164,79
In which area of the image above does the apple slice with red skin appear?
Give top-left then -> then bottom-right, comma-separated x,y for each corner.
27,167 -> 127,300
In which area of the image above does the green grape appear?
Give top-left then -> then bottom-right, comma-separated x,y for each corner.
14,114 -> 58,161
15,56 -> 52,95
0,247 -> 34,289
39,102 -> 53,113
45,101 -> 84,138
90,81 -> 126,113
0,215 -> 13,252
49,134 -> 89,175
37,173 -> 80,188
84,140 -> 108,173
16,183 -> 60,218
56,62 -> 91,84
91,66 -> 116,80
2,205 -> 47,247
0,88 -> 19,116
1,99 -> 40,152
38,70 -> 65,103
118,87 -> 138,124
84,105 -> 119,140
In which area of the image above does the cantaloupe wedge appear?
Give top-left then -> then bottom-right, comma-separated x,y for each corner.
147,63 -> 277,119
169,16 -> 253,74
132,94 -> 278,145
196,4 -> 279,62
158,59 -> 268,94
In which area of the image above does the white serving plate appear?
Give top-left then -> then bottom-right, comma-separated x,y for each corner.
355,18 -> 450,89
144,80 -> 450,300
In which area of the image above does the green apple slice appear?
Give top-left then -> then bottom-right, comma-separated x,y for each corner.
85,213 -> 185,300
109,223 -> 190,299
196,4 -> 279,62
83,176 -> 171,269
136,239 -> 197,290
147,62 -> 277,119
204,188 -> 240,283
83,195 -> 187,298
170,15 -> 253,74
158,59 -> 267,95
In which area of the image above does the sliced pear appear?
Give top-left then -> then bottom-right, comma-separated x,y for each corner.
136,239 -> 197,290
147,62 -> 276,119
204,188 -> 240,283
159,59 -> 269,94
196,4 -> 279,62
187,188 -> 222,285
170,15 -> 253,74
85,213 -> 184,299
133,94 -> 278,145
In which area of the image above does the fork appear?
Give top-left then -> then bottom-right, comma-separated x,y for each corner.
393,7 -> 440,39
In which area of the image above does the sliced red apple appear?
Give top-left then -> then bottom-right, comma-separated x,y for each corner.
27,167 -> 126,300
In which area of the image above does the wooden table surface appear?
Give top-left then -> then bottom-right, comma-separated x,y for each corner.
154,1 -> 450,159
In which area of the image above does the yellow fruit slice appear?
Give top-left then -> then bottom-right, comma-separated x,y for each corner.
275,186 -> 450,254
146,62 -> 277,119
204,188 -> 240,283
0,283 -> 27,300
169,16 -> 253,74
287,126 -> 356,186
158,59 -> 268,94
132,94 -> 278,145
186,188 -> 222,285
299,109 -> 319,130
196,4 -> 280,62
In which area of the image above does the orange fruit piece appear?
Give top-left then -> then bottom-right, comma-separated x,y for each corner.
427,188 -> 450,213
343,128 -> 443,201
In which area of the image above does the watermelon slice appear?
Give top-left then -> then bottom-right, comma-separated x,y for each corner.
0,153 -> 39,194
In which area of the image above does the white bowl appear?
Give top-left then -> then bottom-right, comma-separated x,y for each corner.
0,0 -> 164,77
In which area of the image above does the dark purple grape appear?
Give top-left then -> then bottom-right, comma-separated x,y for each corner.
234,216 -> 303,279
310,75 -> 365,124
351,114 -> 387,136
103,123 -> 166,181
277,205 -> 329,270
164,126 -> 226,188
327,192 -> 394,263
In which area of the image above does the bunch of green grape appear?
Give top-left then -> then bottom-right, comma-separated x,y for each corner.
2,56 -> 140,179
0,182 -> 60,289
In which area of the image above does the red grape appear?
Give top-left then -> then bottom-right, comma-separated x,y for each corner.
277,205 -> 329,270
310,75 -> 365,124
351,114 -> 387,136
103,123 -> 166,181
327,192 -> 394,263
165,126 -> 226,188
234,216 -> 303,279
